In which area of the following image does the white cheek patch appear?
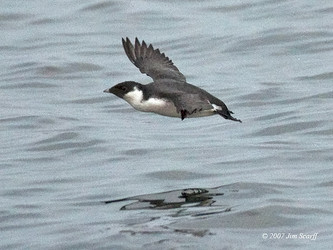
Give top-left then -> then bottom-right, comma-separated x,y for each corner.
212,104 -> 222,111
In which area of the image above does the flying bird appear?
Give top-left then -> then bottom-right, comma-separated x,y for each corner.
104,37 -> 241,122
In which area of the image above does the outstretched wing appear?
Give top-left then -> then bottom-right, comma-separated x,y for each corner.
122,37 -> 186,82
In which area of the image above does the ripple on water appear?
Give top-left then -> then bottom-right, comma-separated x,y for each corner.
35,62 -> 103,76
80,1 -> 121,12
251,120 -> 323,137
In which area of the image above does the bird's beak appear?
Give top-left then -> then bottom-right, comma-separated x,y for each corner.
103,85 -> 124,98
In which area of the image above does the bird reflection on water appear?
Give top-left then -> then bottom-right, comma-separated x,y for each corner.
104,187 -> 228,211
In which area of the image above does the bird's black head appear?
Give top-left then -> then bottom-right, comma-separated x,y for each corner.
103,81 -> 142,99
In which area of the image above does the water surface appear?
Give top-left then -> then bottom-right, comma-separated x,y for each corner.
1,0 -> 332,249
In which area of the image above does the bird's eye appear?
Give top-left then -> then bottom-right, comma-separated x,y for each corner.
118,86 -> 127,91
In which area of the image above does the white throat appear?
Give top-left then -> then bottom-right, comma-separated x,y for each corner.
123,86 -> 145,108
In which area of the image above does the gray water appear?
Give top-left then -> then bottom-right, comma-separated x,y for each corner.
1,0 -> 332,249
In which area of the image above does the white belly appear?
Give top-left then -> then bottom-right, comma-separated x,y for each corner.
131,97 -> 181,117
131,97 -> 215,118
123,88 -> 215,118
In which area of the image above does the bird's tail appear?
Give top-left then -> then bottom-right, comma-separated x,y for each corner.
216,110 -> 242,123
